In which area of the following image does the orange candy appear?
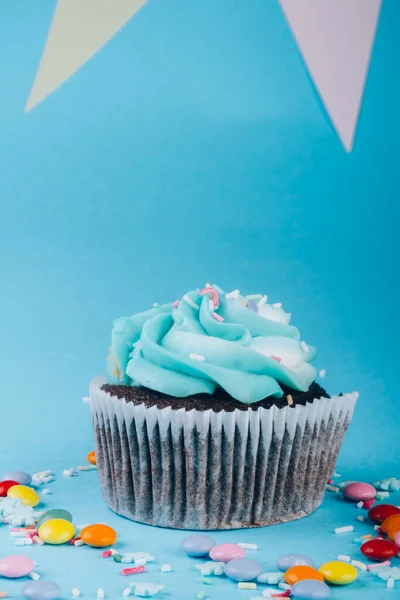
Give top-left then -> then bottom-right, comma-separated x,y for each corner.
381,514 -> 400,534
284,565 -> 325,585
80,524 -> 117,548
388,523 -> 400,541
87,451 -> 96,465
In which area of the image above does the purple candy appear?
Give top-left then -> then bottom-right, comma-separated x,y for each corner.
2,470 -> 32,486
181,534 -> 215,557
291,579 -> 330,599
224,558 -> 263,582
21,580 -> 60,600
276,554 -> 314,571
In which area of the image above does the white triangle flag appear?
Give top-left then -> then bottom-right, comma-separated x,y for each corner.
279,0 -> 382,151
25,0 -> 148,112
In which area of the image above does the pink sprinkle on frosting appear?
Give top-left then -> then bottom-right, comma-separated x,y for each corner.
199,286 -> 220,307
172,299 -> 180,308
212,312 -> 224,322
271,356 -> 281,362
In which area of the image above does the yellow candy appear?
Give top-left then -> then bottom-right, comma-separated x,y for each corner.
38,518 -> 75,545
319,561 -> 358,585
7,485 -> 40,507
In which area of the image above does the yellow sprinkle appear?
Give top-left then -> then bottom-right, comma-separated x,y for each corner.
238,582 -> 257,590
360,534 -> 373,540
287,394 -> 294,406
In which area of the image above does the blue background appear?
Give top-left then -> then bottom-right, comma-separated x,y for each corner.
0,1 -> 398,599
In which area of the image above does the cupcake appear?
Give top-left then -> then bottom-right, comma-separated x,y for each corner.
90,284 -> 358,530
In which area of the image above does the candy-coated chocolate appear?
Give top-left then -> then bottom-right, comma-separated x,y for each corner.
86,451 -> 96,465
381,514 -> 400,534
7,485 -> 39,507
284,566 -> 324,585
0,480 -> 20,497
360,538 -> 398,561
276,554 -> 314,571
0,555 -> 35,578
368,504 -> 400,524
80,524 -> 117,547
318,561 -> 357,585
291,579 -> 331,599
224,558 -> 263,582
38,519 -> 75,545
37,509 -> 73,529
21,580 -> 60,600
343,482 -> 376,502
2,471 -> 32,486
395,531 -> 400,548
181,535 -> 215,557
209,544 -> 246,563
387,523 -> 400,541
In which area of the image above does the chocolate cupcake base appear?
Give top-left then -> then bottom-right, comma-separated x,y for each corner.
90,377 -> 358,530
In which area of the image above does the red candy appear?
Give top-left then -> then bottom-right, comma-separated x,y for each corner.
360,538 -> 399,561
0,480 -> 20,497
368,504 -> 400,524
362,498 -> 375,510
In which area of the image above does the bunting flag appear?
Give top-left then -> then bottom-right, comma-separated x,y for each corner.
279,0 -> 382,151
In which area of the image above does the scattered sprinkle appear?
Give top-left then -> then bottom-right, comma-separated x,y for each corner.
327,485 -> 340,493
286,395 -> 294,406
42,488 -> 51,495
356,516 -> 365,522
360,534 -> 373,540
258,295 -> 268,306
356,501 -> 364,508
387,578 -> 395,589
225,290 -> 240,299
189,353 -> 205,362
337,555 -> 350,562
362,498 -> 375,509
368,561 -> 391,570
182,295 -> 200,310
63,468 -> 77,477
247,294 -> 262,300
374,477 -> 400,491
238,583 -> 257,590
300,341 -> 309,353
237,543 -> 258,550
29,572 -> 40,580
209,299 -> 214,311
160,564 -> 171,573
202,578 -> 212,585
257,573 -> 282,585
172,299 -> 180,308
101,550 -> 113,559
121,566 -> 146,576
97,590 -> 105,599
351,560 -> 367,571
334,525 -> 354,534
318,369 -> 326,378
153,302 -> 159,308
122,589 -> 131,598
271,356 -> 281,362
82,396 -> 91,403
272,302 -> 282,308
72,589 -> 81,597
375,491 -> 391,499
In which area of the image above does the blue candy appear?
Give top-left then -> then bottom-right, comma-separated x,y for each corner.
276,554 -> 314,571
2,471 -> 32,486
291,579 -> 330,600
224,558 -> 263,582
181,534 -> 215,557
21,580 -> 61,600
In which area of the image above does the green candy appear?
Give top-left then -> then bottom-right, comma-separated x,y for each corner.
37,509 -> 73,529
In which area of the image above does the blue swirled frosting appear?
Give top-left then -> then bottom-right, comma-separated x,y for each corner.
106,284 -> 317,404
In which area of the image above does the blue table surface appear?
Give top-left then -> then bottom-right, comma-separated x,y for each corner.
1,400 -> 399,600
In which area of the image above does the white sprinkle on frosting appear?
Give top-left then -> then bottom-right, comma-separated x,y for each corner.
190,353 -> 205,362
319,369 -> 326,378
183,295 -> 200,310
272,302 -> 282,308
258,295 -> 268,306
300,341 -> 309,353
225,289 -> 240,299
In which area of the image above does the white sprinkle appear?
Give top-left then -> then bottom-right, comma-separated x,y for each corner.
33,536 -> 44,546
72,589 -> 81,597
387,578 -> 394,589
183,294 -> 199,310
351,560 -> 367,571
153,302 -> 159,308
238,582 -> 257,590
247,294 -> 262,300
318,369 -> 326,378
278,582 -> 291,590
272,302 -> 282,308
257,295 -> 268,306
357,501 -> 364,508
97,589 -> 105,599
237,543 -> 258,550
209,299 -> 214,311
326,485 -> 339,493
134,559 -> 148,566
337,555 -> 351,562
334,525 -> 354,534
63,468 -> 77,477
82,396 -> 91,403
374,524 -> 381,530
122,588 -> 131,597
225,289 -> 240,299
189,353 -> 205,362
333,472 -> 341,477
11,531 -> 29,538
257,573 -> 282,585
74,539 -> 85,547
43,476 -> 54,483
205,282 -> 212,288
29,572 -> 40,580
356,516 -> 365,522
300,341 -> 309,353
378,491 -> 390,498
160,564 -> 171,572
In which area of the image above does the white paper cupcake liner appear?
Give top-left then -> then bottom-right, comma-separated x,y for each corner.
90,377 -> 358,530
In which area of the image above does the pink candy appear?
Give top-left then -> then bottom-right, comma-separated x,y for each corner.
343,482 -> 376,502
0,555 -> 35,578
209,543 -> 246,563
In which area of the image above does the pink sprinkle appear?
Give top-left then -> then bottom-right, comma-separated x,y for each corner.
101,550 -> 113,558
199,286 -> 220,307
328,479 -> 333,485
368,560 -> 391,570
212,312 -> 224,322
120,566 -> 146,576
69,537 -> 81,546
172,300 -> 180,308
26,530 -> 38,539
363,498 -> 375,509
271,356 -> 281,362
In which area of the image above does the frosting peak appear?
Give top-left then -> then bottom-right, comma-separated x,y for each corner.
106,285 -> 317,404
